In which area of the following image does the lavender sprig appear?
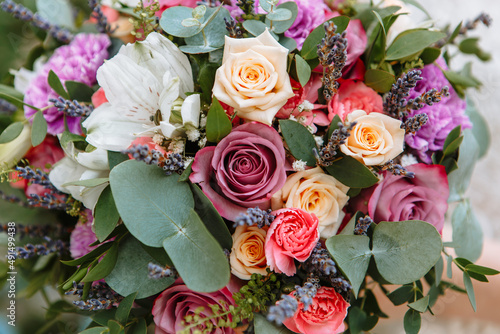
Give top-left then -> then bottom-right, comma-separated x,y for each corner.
0,190 -> 28,207
123,144 -> 185,176
314,121 -> 356,167
233,207 -> 275,229
15,166 -> 57,191
88,0 -> 113,34
267,294 -> 298,325
0,0 -> 73,43
354,215 -> 374,236
294,276 -> 320,311
0,98 -> 17,114
28,192 -> 71,211
224,17 -> 243,38
15,236 -> 67,259
66,282 -> 122,311
148,263 -> 178,279
402,113 -> 429,135
384,70 -> 423,119
379,160 -> 415,178
49,97 -> 94,118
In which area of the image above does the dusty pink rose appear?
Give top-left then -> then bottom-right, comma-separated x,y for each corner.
189,122 -> 287,221
283,287 -> 349,334
367,163 -> 449,233
265,208 -> 319,276
328,80 -> 383,121
342,19 -> 367,76
152,278 -> 239,334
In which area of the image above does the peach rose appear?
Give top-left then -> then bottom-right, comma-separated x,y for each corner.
265,208 -> 319,276
212,29 -> 295,125
328,80 -> 383,121
230,225 -> 269,280
271,167 -> 349,239
340,110 -> 405,166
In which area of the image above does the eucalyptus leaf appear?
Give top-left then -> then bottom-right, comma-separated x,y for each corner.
0,122 -> 24,144
465,264 -> 500,276
36,0 -> 75,29
259,0 -> 272,13
387,285 -> 414,306
179,45 -> 219,54
465,98 -> 490,159
62,178 -> 109,188
105,236 -> 175,299
408,295 -> 429,312
65,81 -> 95,102
79,327 -> 108,334
463,272 -> 476,311
348,306 -> 378,334
295,54 -> 311,87
266,8 -> 292,21
301,16 -> 350,60
185,6 -> 230,51
163,209 -> 230,292
325,156 -> 379,188
279,119 -> 317,166
448,130 -> 479,201
108,151 -> 129,170
279,36 -> 297,52
81,242 -> 119,282
110,161 -> 194,247
160,6 -> 203,37
31,111 -> 48,146
128,318 -> 147,334
268,2 -> 298,34
115,292 -> 137,325
243,20 -> 268,37
451,200 -> 483,262
326,234 -> 371,297
459,37 -> 491,61
94,185 -> 120,242
372,221 -> 442,285
386,29 -> 446,61
403,309 -> 421,334
60,131 -> 86,149
253,313 -> 295,334
206,97 -> 232,143
364,69 -> 395,93
48,70 -> 69,99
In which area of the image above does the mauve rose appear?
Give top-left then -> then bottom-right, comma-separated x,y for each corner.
265,208 -> 319,276
367,163 -> 449,233
342,19 -> 367,75
328,80 -> 383,121
152,278 -> 239,334
189,122 -> 287,221
283,287 -> 349,334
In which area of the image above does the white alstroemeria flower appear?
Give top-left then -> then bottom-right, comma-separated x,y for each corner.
82,32 -> 200,152
49,147 -> 109,211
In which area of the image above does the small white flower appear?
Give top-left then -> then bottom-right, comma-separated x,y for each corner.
168,138 -> 185,154
298,100 -> 314,112
186,128 -> 201,142
199,114 -> 207,128
198,137 -> 207,148
184,156 -> 194,166
306,125 -> 316,134
292,160 -> 307,172
314,136 -> 324,147
289,115 -> 297,121
400,154 -> 418,167
152,133 -> 164,145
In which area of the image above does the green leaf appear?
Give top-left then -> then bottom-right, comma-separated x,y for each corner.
190,183 -> 232,250
465,98 -> 490,159
463,272 -> 476,311
107,319 -> 124,334
184,6 -> 230,52
442,125 -> 461,152
243,20 -> 268,37
48,70 -> 69,99
301,16 -> 350,60
387,285 -> 414,306
128,318 -> 147,334
198,62 -> 218,105
162,209 -> 230,292
459,37 -> 491,61
451,200 -> 483,262
179,160 -> 193,182
0,93 -> 38,110
435,256 -> 444,286
268,2 -> 298,34
364,69 -> 395,93
79,327 -> 108,334
94,185 -> 120,242
404,309 -> 421,334
386,29 -> 446,61
442,136 -> 463,158
448,22 -> 463,44
36,0 -> 75,29
105,236 -> 175,299
179,44 -> 219,54
31,111 -> 48,147
266,8 -> 292,21
160,6 -> 203,37
465,264 -> 500,276
115,292 -> 137,325
408,295 -> 429,312
295,54 -> 311,87
110,161 -> 194,247
448,130 -> 479,201
279,36 -> 297,52
326,235 -> 371,297
92,309 -> 117,326
0,122 -> 24,144
108,151 -> 129,170
372,221 -> 442,285
420,47 -> 441,65
0,84 -> 23,102
279,119 -> 317,166
61,239 -> 114,266
325,156 -> 379,188
81,242 -> 119,282
326,114 -> 342,141
65,81 -> 95,102
401,0 -> 431,18
254,313 -> 295,334
339,211 -> 364,235
443,70 -> 481,89
206,97 -> 232,143
348,306 -> 378,334
141,244 -> 173,267
259,0 -> 272,12
62,178 -> 109,188
60,130 -> 85,149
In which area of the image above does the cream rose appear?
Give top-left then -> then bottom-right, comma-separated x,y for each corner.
230,225 -> 269,280
271,167 -> 349,239
212,29 -> 295,125
340,109 -> 405,166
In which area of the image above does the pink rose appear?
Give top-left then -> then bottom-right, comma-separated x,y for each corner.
189,122 -> 287,221
367,163 -> 449,233
342,19 -> 367,75
265,208 -> 319,276
152,278 -> 239,334
283,287 -> 349,334
328,80 -> 383,121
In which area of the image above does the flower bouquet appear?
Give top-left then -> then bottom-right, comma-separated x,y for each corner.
0,0 -> 498,333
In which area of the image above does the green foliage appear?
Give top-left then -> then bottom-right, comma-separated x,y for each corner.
65,81 -> 94,102
451,200 -> 483,262
31,110 -> 48,146
448,130 -> 479,201
0,121 -> 23,144
94,185 -> 120,242
459,37 -> 491,61
48,70 -> 69,100
206,97 -> 232,143
364,69 -> 395,93
279,119 -> 317,166
115,292 -> 137,325
348,306 -> 379,334
301,16 -> 350,60
463,272 -> 476,311
420,47 -> 441,65
254,313 -> 295,334
465,98 -> 490,159
325,155 -> 379,188
294,54 -> 311,87
266,2 -> 298,34
81,242 -> 119,283
403,309 -> 421,334
386,29 -> 446,61
432,125 -> 462,174
36,0 -> 75,29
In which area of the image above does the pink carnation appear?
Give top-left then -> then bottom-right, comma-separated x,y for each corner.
328,80 -> 383,121
265,208 -> 319,276
69,210 -> 98,259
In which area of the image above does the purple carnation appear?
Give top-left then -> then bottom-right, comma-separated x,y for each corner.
24,34 -> 111,135
69,210 -> 98,259
405,58 -> 472,163
225,0 -> 329,49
